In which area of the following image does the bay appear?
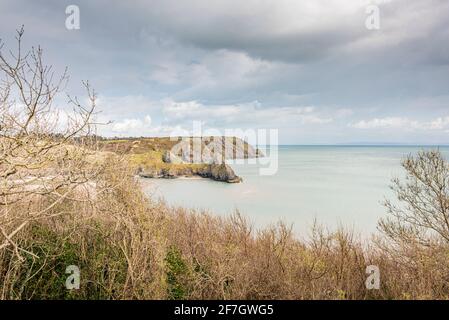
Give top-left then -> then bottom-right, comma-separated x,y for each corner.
141,146 -> 449,235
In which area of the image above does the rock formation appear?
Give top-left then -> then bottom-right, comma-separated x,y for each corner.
198,163 -> 243,183
100,136 -> 261,183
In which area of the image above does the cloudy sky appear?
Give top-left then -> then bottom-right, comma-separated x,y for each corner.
1,0 -> 448,144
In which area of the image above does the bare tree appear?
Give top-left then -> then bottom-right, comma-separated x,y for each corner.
379,150 -> 449,246
0,27 -> 100,259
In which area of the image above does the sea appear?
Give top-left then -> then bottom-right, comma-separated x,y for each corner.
140,146 -> 449,236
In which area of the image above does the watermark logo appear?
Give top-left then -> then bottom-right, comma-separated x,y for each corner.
168,121 -> 278,176
65,5 -> 80,30
365,265 -> 380,290
365,5 -> 380,30
65,265 -> 80,290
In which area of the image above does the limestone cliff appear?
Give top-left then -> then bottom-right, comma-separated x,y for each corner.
100,136 -> 261,183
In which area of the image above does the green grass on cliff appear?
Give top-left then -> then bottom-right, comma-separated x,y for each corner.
100,138 -> 211,173
128,151 -> 208,173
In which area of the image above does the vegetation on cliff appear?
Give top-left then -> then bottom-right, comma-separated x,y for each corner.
98,137 -> 257,183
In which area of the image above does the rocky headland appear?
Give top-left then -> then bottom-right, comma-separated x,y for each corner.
99,136 -> 263,183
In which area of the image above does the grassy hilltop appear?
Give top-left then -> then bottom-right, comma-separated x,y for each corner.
98,136 -> 262,182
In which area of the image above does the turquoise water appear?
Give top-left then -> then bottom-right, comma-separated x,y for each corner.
141,146 -> 449,235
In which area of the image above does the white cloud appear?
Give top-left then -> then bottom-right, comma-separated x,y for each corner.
161,99 -> 333,127
95,94 -> 336,137
162,100 -> 241,120
429,117 -> 449,130
111,115 -> 152,133
350,116 -> 449,130
335,108 -> 354,118
350,117 -> 417,129
96,95 -> 157,115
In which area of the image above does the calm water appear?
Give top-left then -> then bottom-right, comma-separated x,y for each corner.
141,146 -> 449,235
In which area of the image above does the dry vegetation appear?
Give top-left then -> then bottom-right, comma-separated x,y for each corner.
1,29 -> 448,300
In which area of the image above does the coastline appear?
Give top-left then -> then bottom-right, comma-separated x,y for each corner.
139,145 -> 449,236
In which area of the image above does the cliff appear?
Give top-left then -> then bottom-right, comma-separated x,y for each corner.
99,136 -> 261,183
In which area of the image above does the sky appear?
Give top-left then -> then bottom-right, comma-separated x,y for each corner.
0,0 -> 448,144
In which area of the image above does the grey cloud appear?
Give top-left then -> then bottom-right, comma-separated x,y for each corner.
0,0 -> 448,143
